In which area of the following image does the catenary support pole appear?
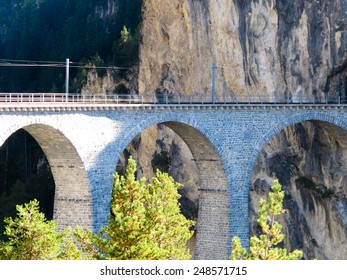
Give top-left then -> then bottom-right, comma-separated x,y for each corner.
212,63 -> 217,104
65,58 -> 70,101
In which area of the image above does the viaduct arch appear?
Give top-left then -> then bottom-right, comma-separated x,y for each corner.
109,115 -> 231,260
248,112 -> 347,187
1,123 -> 93,231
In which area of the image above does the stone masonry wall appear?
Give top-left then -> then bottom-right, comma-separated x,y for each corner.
0,104 -> 347,259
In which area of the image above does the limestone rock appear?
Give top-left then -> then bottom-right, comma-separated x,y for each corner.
139,0 -> 347,100
81,66 -> 139,95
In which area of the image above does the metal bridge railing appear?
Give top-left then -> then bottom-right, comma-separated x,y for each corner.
0,92 -> 346,105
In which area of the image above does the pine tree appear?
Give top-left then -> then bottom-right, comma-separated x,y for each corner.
75,157 -> 194,260
0,199 -> 81,260
231,180 -> 303,260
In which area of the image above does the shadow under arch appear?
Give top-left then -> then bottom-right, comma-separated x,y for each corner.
2,124 -> 93,231
116,118 -> 230,260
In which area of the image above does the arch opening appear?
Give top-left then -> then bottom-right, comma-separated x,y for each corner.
251,120 -> 347,259
0,129 -> 54,232
0,124 -> 93,231
117,121 -> 230,260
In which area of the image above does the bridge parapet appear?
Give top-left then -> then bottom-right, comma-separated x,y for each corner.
0,92 -> 345,106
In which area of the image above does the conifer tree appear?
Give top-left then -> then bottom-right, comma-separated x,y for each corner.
0,199 -> 81,260
75,157 -> 194,260
231,180 -> 303,260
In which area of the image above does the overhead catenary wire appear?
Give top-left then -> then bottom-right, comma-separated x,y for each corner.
0,58 -> 71,64
0,59 -> 130,70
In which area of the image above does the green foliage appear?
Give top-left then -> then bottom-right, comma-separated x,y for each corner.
0,0 -> 143,92
231,180 -> 303,260
113,24 -> 141,67
75,157 -> 194,260
72,54 -> 107,92
296,176 -> 335,199
120,25 -> 131,44
0,180 -> 31,234
152,150 -> 171,173
88,54 -> 106,77
321,189 -> 335,199
296,176 -> 316,190
0,199 -> 81,260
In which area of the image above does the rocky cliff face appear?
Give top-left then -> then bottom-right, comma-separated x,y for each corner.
81,66 -> 139,95
139,0 -> 346,100
134,0 -> 347,259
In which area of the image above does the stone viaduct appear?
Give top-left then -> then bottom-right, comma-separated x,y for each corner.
1,101 -> 347,259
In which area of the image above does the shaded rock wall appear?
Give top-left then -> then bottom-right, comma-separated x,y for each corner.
251,121 -> 347,259
116,125 -> 200,222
